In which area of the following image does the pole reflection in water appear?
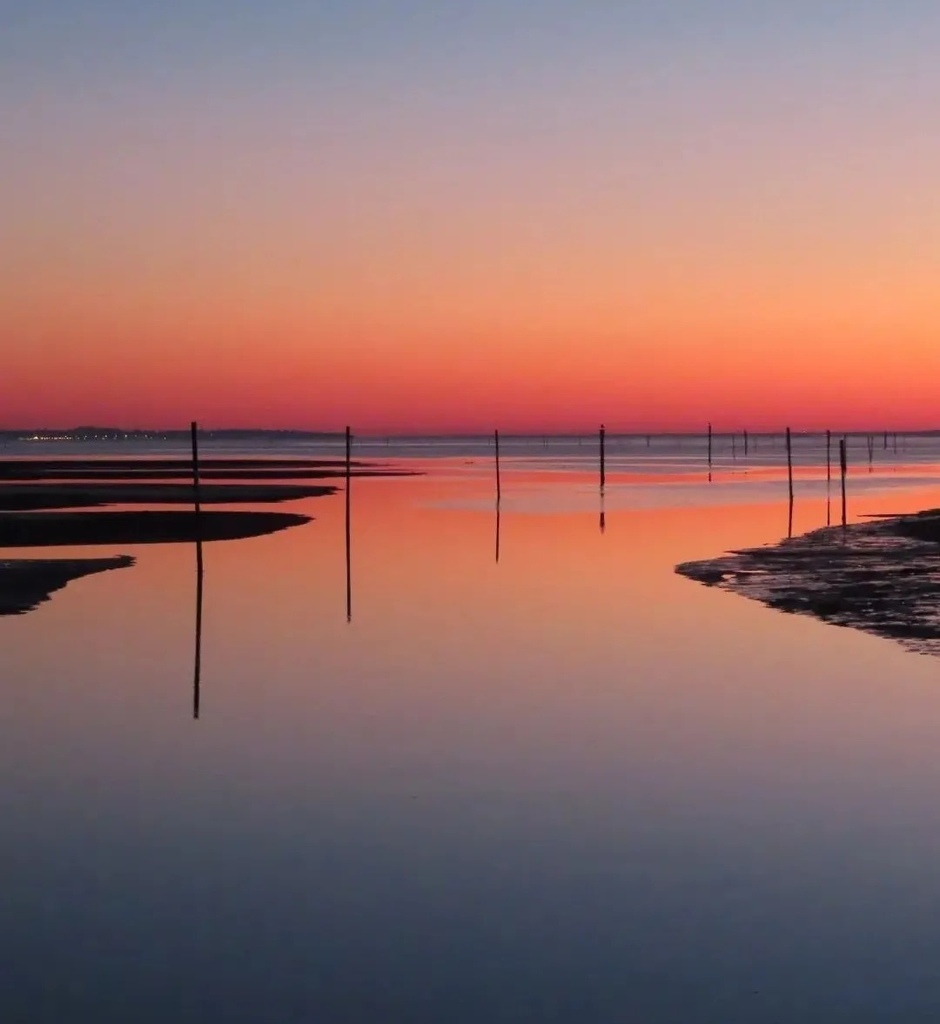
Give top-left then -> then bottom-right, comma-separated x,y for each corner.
495,499 -> 501,564
193,538 -> 204,720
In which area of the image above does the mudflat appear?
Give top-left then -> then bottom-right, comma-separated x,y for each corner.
0,556 -> 134,614
0,510 -> 311,547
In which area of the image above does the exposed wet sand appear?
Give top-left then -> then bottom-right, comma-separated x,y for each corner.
0,458 -> 414,481
0,482 -> 337,511
0,510 -> 311,547
677,508 -> 940,654
0,556 -> 134,614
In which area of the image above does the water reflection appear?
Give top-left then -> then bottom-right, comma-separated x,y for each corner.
193,539 -> 204,720
346,432 -> 352,623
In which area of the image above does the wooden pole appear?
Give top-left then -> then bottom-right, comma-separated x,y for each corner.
840,438 -> 847,527
190,420 -> 202,516
826,429 -> 831,482
190,419 -> 204,717
599,424 -> 606,490
743,429 -> 748,457
707,422 -> 712,470
495,429 -> 501,502
190,421 -> 203,578
786,426 -> 794,505
345,425 -> 352,622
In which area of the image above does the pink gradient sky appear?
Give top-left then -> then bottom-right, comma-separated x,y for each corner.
4,4 -> 940,432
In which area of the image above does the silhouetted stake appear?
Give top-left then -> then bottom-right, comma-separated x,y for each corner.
599,424 -> 606,490
826,429 -> 832,482
786,427 -> 794,506
193,542 -> 203,720
788,494 -> 794,539
883,430 -> 888,450
867,433 -> 874,470
707,422 -> 712,471
345,425 -> 352,622
190,421 -> 204,577
743,429 -> 749,457
599,489 -> 606,534
840,438 -> 847,527
495,429 -> 501,502
190,421 -> 202,515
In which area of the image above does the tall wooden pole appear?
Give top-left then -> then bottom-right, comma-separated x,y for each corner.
190,421 -> 203,577
190,420 -> 202,516
707,422 -> 713,471
840,438 -> 847,527
495,429 -> 501,502
786,427 -> 794,506
599,424 -> 606,490
743,429 -> 748,457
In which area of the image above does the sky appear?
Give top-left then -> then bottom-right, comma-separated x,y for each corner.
3,1 -> 940,432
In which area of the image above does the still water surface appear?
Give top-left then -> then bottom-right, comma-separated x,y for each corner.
4,438 -> 940,1022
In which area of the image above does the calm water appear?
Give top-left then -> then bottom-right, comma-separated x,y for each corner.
4,437 -> 940,1022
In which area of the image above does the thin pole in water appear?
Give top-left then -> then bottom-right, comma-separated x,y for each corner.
786,426 -> 794,506
743,429 -> 749,458
190,420 -> 202,517
190,420 -> 203,578
840,438 -> 848,527
599,424 -> 606,490
707,422 -> 712,471
495,429 -> 501,502
826,429 -> 831,483
190,419 -> 204,718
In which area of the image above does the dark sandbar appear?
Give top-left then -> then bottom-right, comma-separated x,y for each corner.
0,510 -> 311,548
0,556 -> 134,615
0,458 -> 416,481
0,482 -> 336,512
676,509 -> 940,655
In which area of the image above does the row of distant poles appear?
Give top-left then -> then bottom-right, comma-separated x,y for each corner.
493,425 -> 907,532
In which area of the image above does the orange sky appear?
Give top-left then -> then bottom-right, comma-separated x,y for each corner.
5,4 -> 940,432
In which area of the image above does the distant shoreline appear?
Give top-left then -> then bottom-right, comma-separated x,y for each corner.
3,428 -> 940,443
